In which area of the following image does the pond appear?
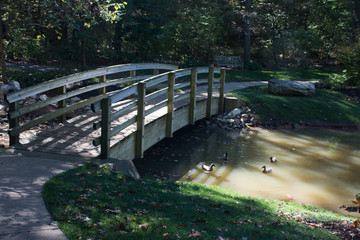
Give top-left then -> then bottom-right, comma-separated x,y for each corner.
133,125 -> 360,216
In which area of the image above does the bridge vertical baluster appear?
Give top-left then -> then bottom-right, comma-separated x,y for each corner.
166,72 -> 175,138
57,86 -> 66,123
189,67 -> 197,125
99,75 -> 106,95
136,82 -> 146,159
9,101 -> 19,145
153,69 -> 159,75
206,67 -> 214,118
218,68 -> 226,114
100,97 -> 111,159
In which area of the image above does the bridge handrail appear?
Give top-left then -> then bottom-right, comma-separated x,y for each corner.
92,66 -> 226,159
6,63 -> 178,145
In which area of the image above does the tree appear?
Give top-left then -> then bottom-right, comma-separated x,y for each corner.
244,0 -> 251,68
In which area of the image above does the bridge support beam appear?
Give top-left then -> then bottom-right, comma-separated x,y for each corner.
166,73 -> 175,138
218,68 -> 226,114
189,68 -> 197,125
100,98 -> 111,159
57,86 -> 66,123
136,82 -> 146,159
99,75 -> 106,95
9,101 -> 19,145
206,67 -> 214,118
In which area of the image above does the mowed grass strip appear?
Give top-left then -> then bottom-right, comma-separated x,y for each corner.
43,163 -> 355,240
226,68 -> 337,82
227,86 -> 360,126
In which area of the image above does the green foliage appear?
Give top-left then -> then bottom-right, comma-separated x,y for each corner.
43,162 -> 352,240
336,34 -> 360,87
318,71 -> 352,90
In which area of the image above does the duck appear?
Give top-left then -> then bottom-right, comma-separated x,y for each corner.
261,165 -> 272,173
269,156 -> 277,163
220,153 -> 228,161
202,163 -> 216,171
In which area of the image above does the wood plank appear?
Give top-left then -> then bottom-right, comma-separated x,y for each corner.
206,67 -> 214,118
9,95 -> 104,136
136,82 -> 146,159
100,98 -> 111,159
6,63 -> 177,103
9,101 -> 19,145
166,73 -> 175,138
218,68 -> 226,114
57,86 -> 67,123
189,68 -> 197,125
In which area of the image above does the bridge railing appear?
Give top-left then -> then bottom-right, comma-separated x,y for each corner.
92,66 -> 226,159
5,63 -> 178,146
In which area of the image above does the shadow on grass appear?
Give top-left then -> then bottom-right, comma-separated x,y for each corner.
43,163 -> 347,240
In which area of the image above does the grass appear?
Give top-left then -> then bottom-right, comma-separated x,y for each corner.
43,162 -> 356,240
226,68 -> 338,82
227,86 -> 360,126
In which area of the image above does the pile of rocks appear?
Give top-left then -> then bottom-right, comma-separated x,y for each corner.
210,107 -> 259,131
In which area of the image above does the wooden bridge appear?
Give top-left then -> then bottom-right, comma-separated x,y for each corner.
5,63 -> 227,161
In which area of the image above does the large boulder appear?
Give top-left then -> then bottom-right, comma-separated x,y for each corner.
268,79 -> 315,96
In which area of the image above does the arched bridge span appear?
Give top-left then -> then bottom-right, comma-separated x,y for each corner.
5,63 -> 226,161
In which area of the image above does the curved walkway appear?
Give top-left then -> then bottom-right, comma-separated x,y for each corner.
0,81 -> 267,240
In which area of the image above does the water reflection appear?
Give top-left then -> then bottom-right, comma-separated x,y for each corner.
133,126 -> 360,216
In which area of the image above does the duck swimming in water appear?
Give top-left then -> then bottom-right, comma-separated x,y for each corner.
261,165 -> 272,173
269,156 -> 277,163
220,153 -> 228,161
202,163 -> 216,171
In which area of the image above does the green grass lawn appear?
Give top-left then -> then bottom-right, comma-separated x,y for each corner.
227,86 -> 360,126
226,68 -> 337,82
43,163 -> 356,240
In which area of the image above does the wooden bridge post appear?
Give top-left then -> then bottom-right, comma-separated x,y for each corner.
100,97 -> 111,159
136,82 -> 146,159
218,68 -> 226,114
189,67 -> 197,125
130,70 -> 136,78
9,101 -> 19,145
153,69 -> 159,75
99,75 -> 106,95
166,72 -> 175,138
57,86 -> 66,123
206,67 -> 214,118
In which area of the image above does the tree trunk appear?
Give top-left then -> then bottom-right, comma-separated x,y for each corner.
0,20 -> 7,84
244,0 -> 252,69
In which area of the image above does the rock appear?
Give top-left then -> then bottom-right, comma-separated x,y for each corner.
1,81 -> 21,99
225,108 -> 242,119
69,97 -> 81,104
268,79 -> 315,96
39,94 -> 48,101
224,96 -> 246,112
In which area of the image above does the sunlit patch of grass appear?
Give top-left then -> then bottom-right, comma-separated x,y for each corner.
43,163 -> 355,240
227,86 -> 360,125
226,68 -> 338,82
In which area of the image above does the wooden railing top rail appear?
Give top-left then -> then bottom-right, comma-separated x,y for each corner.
6,63 -> 178,103
92,67 -> 220,112
6,63 -> 178,146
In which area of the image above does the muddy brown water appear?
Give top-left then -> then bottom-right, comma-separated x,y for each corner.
133,125 -> 360,216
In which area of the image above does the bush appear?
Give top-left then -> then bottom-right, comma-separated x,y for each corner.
336,34 -> 360,87
317,70 -> 354,90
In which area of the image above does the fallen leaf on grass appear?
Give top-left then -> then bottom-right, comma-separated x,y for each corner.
139,223 -> 150,229
189,229 -> 201,238
163,233 -> 170,239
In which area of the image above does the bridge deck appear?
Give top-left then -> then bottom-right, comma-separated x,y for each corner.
10,82 -> 266,159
